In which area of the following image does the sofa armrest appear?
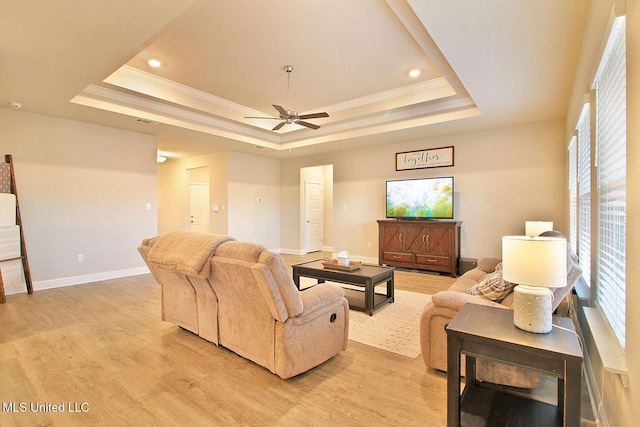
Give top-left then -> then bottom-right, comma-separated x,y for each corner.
420,290 -> 509,372
298,283 -> 346,316
431,290 -> 508,312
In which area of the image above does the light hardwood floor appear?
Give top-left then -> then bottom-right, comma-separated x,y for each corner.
0,252 -> 593,426
0,253 -> 453,426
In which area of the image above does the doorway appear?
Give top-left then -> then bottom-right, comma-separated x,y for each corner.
300,165 -> 333,254
188,167 -> 210,232
304,180 -> 323,253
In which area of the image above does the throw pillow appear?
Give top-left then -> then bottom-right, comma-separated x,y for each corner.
465,263 -> 516,303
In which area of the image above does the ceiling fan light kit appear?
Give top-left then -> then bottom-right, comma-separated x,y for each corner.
245,65 -> 329,131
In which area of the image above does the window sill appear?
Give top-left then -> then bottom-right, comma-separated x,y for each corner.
573,275 -> 591,303
583,306 -> 628,388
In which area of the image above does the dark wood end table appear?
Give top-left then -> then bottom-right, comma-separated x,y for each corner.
292,260 -> 394,315
446,304 -> 583,427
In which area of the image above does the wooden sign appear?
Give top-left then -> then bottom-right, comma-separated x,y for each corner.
395,146 -> 454,171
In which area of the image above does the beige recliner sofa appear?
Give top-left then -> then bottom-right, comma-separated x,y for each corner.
420,242 -> 580,389
138,231 -> 349,379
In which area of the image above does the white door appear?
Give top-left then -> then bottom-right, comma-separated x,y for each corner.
304,181 -> 324,253
190,183 -> 210,232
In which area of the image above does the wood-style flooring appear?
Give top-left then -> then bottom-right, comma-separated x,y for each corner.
0,252 -> 593,426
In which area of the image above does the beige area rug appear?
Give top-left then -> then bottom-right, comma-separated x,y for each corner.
347,289 -> 431,358
298,278 -> 430,358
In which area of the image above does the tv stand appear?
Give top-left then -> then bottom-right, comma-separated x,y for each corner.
377,219 -> 462,277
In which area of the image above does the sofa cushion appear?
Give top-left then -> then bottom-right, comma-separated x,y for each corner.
448,270 -> 486,293
215,240 -> 265,262
254,251 -> 304,319
464,263 -> 516,303
477,256 -> 502,273
501,291 -> 515,308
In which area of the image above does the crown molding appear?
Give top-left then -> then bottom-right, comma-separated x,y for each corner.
72,83 -> 478,151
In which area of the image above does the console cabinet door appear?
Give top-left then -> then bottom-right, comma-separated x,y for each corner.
404,224 -> 428,253
381,222 -> 405,252
424,224 -> 453,255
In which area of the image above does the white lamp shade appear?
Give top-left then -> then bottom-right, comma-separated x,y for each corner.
525,221 -> 553,237
502,236 -> 566,288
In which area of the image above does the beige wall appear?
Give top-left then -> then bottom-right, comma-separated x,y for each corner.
0,108 -> 157,288
227,151 -> 280,248
158,150 -> 280,249
158,151 -> 228,235
281,119 -> 567,261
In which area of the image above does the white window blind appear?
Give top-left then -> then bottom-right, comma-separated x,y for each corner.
577,104 -> 591,287
594,16 -> 626,348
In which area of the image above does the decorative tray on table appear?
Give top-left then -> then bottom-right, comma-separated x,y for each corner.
321,259 -> 361,271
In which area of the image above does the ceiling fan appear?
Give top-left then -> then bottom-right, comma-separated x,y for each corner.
245,65 -> 329,131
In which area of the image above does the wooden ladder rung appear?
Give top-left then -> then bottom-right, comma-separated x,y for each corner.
0,256 -> 26,263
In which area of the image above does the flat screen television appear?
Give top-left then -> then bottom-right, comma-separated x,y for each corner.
386,176 -> 454,219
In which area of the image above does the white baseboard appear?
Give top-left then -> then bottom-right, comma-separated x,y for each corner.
276,247 -> 335,255
276,248 -> 307,255
4,267 -> 151,295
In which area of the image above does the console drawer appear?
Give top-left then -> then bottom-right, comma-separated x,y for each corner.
383,251 -> 414,263
415,254 -> 451,268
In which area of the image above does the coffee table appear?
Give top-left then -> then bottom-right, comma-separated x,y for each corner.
292,260 -> 394,315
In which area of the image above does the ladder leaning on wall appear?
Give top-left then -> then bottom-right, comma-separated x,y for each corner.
0,154 -> 33,303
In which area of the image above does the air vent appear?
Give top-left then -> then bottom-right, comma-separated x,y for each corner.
135,117 -> 157,125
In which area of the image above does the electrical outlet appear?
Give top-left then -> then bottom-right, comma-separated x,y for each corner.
77,254 -> 84,262
367,242 -> 372,248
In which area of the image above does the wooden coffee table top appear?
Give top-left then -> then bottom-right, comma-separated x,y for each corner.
293,260 -> 394,279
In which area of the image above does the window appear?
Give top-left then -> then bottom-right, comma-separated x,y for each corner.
594,16 -> 626,348
577,104 -> 591,287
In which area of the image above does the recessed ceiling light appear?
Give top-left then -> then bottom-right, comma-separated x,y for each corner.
148,59 -> 162,68
409,69 -> 421,78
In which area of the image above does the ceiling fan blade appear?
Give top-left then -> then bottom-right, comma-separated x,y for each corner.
295,120 -> 320,130
272,121 -> 286,131
298,112 -> 329,120
272,105 -> 288,117
245,116 -> 279,119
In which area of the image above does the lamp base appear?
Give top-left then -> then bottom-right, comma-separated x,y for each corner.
513,285 -> 554,333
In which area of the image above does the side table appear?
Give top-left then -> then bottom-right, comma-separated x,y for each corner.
446,304 -> 583,427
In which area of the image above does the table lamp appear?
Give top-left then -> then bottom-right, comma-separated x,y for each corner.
525,221 -> 553,237
502,236 -> 567,333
